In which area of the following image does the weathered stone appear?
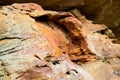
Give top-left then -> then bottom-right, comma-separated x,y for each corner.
0,3 -> 95,80
0,3 -> 120,80
44,11 -> 120,64
82,60 -> 120,80
1,0 -> 120,42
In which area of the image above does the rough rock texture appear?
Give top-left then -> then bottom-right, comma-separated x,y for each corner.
0,3 -> 120,80
0,3 -> 94,80
1,0 -> 120,42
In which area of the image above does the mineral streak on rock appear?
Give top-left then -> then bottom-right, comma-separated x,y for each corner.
0,3 -> 120,80
45,10 -> 120,64
0,3 -> 95,80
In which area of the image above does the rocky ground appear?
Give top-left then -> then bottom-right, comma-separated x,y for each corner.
0,3 -> 120,80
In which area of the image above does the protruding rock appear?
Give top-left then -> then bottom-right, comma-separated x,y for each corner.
0,3 -> 120,80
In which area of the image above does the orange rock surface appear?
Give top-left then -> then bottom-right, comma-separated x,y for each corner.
0,3 -> 119,80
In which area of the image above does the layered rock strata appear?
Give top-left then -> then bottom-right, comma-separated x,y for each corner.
0,3 -> 119,80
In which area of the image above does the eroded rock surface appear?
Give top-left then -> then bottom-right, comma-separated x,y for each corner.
0,3 -> 94,80
0,3 -> 119,80
1,0 -> 120,42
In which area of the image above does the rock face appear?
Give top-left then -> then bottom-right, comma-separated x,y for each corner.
1,0 -> 120,42
0,3 -> 120,80
0,3 -> 94,80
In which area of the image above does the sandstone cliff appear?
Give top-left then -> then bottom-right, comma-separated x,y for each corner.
0,3 -> 119,80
